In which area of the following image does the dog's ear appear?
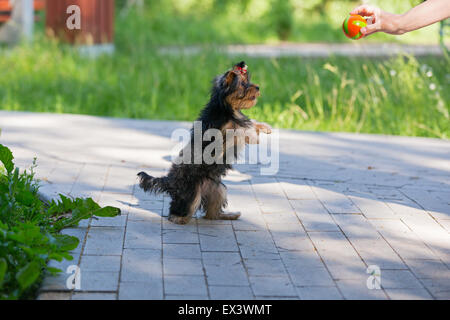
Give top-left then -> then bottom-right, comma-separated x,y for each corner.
224,70 -> 238,87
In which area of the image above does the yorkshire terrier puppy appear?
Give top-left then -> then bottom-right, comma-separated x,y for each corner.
138,61 -> 272,224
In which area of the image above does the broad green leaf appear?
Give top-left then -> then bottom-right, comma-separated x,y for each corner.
16,261 -> 40,289
93,206 -> 121,217
53,234 -> 79,251
0,144 -> 14,174
0,258 -> 6,286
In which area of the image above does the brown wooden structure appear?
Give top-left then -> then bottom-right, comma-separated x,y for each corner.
45,0 -> 114,45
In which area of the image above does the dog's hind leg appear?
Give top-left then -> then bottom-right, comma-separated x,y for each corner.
168,184 -> 202,225
202,180 -> 240,220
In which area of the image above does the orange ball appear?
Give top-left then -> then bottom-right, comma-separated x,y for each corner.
342,14 -> 367,40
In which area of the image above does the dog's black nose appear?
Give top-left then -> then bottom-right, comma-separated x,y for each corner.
255,86 -> 260,91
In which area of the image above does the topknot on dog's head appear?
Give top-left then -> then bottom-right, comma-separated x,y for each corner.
234,61 -> 248,75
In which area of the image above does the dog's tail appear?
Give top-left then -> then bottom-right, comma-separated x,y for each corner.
137,171 -> 169,194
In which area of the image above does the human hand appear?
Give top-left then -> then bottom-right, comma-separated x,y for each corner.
350,4 -> 403,37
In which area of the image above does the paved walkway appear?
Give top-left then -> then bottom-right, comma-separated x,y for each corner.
158,43 -> 446,57
0,111 -> 449,300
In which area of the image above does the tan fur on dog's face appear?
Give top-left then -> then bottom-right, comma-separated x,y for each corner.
223,64 -> 260,110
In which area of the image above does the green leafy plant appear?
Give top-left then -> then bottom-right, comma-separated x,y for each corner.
0,143 -> 120,299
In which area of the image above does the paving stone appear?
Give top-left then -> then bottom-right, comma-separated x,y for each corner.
103,171 -> 136,195
251,178 -> 294,214
279,250 -> 325,268
386,199 -> 429,218
119,281 -> 163,300
310,184 -> 361,214
39,164 -> 83,198
235,230 -> 279,259
289,265 -> 335,286
163,229 -> 199,244
84,227 -> 125,256
296,286 -> 343,300
79,255 -> 121,272
332,215 -> 407,269
336,280 -> 388,300
138,199 -> 164,211
121,248 -> 162,282
357,248 -> 407,270
380,270 -> 424,289
198,225 -> 239,252
262,212 -> 300,224
37,292 -> 71,300
202,252 -> 249,286
370,219 -> 439,260
269,227 -> 314,252
163,243 -> 202,259
332,214 -> 380,239
401,188 -> 450,220
328,264 -> 370,281
400,216 -> 450,262
165,295 -> 209,300
72,292 -> 117,300
254,296 -> 299,300
125,220 -> 161,250
70,164 -> 109,200
127,206 -> 163,221
164,258 -> 204,276
4,112 -> 449,301
421,278 -> 450,299
290,199 -> 340,232
439,219 -> 450,232
308,232 -> 367,279
405,259 -> 450,279
197,218 -> 232,225
40,272 -> 73,292
232,214 -> 267,231
244,259 -> 287,277
347,194 -> 396,219
209,286 -> 254,300
76,271 -> 120,292
249,276 -> 297,297
164,276 -> 208,296
385,288 -> 433,300
278,179 -> 317,200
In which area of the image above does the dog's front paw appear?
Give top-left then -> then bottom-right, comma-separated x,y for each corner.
168,215 -> 191,225
254,122 -> 272,134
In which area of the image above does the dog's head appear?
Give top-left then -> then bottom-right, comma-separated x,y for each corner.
214,61 -> 260,110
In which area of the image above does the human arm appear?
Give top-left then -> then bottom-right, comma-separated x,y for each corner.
351,0 -> 450,37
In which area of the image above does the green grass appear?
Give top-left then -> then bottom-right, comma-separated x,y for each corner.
0,2 -> 449,139
111,0 -> 441,45
0,40 -> 448,138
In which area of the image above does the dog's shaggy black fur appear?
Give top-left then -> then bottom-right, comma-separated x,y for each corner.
137,61 -> 271,224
